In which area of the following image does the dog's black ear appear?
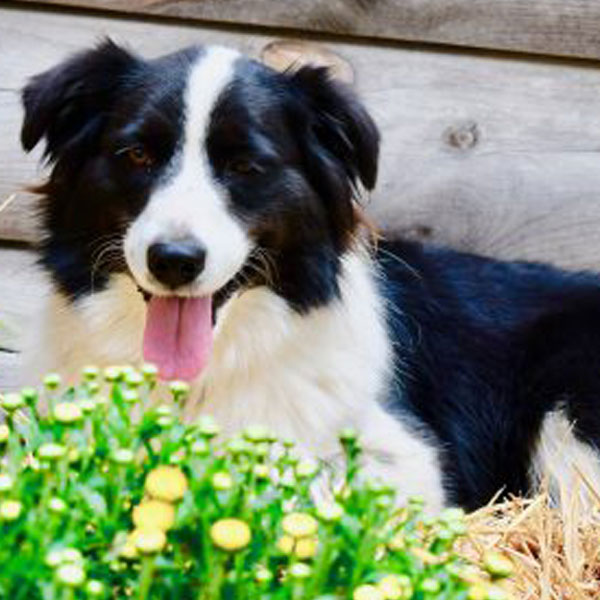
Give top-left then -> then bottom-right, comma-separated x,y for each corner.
21,39 -> 137,159
288,66 -> 379,191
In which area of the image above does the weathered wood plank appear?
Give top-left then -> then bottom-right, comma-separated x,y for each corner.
4,6 -> 600,271
11,0 -> 600,61
0,249 -> 47,354
0,352 -> 22,393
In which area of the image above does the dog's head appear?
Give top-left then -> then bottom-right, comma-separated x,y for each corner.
21,41 -> 379,380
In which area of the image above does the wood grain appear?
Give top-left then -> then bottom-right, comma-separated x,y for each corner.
11,0 -> 600,61
4,6 -> 600,271
0,248 -> 47,391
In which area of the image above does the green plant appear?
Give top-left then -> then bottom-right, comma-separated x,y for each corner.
0,366 -> 512,599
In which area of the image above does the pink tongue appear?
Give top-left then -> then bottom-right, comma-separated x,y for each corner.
143,296 -> 213,381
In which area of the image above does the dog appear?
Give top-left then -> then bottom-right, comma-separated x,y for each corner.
18,40 -> 600,512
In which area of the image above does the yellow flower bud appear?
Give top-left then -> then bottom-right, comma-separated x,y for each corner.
145,466 -> 188,502
210,518 -> 251,551
294,536 -> 318,559
282,512 -> 318,538
132,500 -> 175,531
277,535 -> 295,555
0,424 -> 9,443
131,528 -> 167,554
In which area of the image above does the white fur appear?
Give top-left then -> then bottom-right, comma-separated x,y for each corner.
124,46 -> 252,297
531,411 -> 600,510
21,249 -> 446,511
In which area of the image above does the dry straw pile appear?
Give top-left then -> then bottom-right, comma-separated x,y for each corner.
461,479 -> 600,599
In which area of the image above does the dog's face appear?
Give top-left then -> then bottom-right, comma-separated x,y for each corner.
21,41 -> 379,380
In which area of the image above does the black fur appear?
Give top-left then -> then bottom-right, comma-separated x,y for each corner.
378,239 -> 600,509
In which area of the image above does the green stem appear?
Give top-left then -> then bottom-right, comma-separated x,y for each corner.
138,555 -> 156,600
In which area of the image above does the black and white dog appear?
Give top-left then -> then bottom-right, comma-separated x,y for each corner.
19,41 -> 600,511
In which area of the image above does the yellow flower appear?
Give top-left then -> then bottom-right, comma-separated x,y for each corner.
277,535 -> 295,555
132,500 -> 175,531
282,512 -> 318,538
353,584 -> 384,600
130,527 -> 167,554
210,518 -> 251,551
294,536 -> 318,559
145,466 -> 188,502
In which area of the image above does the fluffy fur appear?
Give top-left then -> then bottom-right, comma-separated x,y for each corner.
18,41 -> 600,511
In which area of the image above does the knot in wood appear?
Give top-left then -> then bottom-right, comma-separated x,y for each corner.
444,121 -> 480,150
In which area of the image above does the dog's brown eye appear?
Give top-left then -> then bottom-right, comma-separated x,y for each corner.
127,146 -> 153,168
227,158 -> 261,176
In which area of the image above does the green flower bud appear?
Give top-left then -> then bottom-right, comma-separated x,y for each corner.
254,565 -> 273,583
157,415 -> 174,428
155,404 -> 173,417
316,501 -> 344,523
43,373 -> 62,390
56,563 -> 86,588
0,500 -> 22,521
111,448 -> 135,465
243,425 -> 271,443
190,439 -> 210,456
212,472 -> 234,491
339,427 -> 358,443
20,387 -> 38,405
78,399 -> 97,414
141,363 -> 158,381
124,370 -> 144,388
85,580 -> 104,598
196,415 -> 220,438
53,402 -> 83,424
48,497 -> 68,514
1,393 -> 25,412
169,381 -> 190,401
295,459 -> 318,479
121,389 -> 139,404
419,578 -> 440,593
0,424 -> 9,443
288,562 -> 312,579
483,551 -> 514,579
38,443 -> 68,461
253,464 -> 270,480
0,474 -> 13,493
82,366 -> 100,381
86,381 -> 101,396
103,366 -> 122,382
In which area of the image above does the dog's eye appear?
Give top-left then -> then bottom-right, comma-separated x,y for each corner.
226,158 -> 263,176
125,146 -> 153,168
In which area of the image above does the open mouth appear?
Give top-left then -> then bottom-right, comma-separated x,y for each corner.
136,278 -> 242,382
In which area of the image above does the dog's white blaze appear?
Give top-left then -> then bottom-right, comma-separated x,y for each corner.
531,411 -> 600,511
124,46 -> 251,296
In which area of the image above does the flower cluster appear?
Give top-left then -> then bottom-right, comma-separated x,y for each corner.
0,367 -> 513,599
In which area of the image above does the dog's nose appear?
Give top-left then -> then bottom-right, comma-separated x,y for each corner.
147,241 -> 206,289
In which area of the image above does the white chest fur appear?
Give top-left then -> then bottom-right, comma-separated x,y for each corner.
21,251 -> 445,511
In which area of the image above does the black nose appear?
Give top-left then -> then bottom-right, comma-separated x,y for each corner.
147,241 -> 206,289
